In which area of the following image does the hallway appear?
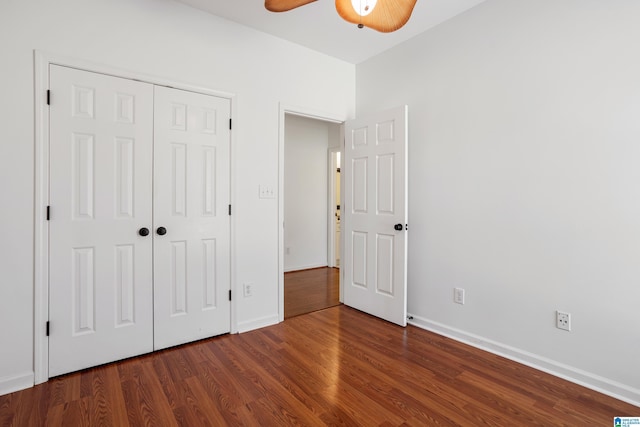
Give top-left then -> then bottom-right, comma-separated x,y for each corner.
284,267 -> 340,318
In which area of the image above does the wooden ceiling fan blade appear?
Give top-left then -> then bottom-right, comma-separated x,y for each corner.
336,0 -> 417,32
265,0 -> 317,12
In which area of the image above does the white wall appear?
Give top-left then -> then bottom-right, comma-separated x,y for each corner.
357,0 -> 640,405
284,115 -> 335,271
328,124 -> 342,150
0,0 -> 354,395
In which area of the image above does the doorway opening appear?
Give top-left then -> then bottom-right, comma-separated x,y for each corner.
284,267 -> 340,318
279,110 -> 344,319
328,149 -> 341,268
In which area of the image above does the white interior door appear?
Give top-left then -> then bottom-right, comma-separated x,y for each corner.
153,86 -> 231,350
343,106 -> 408,326
48,65 -> 154,376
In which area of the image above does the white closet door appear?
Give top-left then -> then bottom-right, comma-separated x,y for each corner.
153,86 -> 231,350
48,65 -> 154,377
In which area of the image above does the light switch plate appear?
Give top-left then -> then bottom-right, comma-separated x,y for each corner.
259,185 -> 275,199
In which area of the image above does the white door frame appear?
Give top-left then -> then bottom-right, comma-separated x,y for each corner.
277,104 -> 346,322
34,50 -> 237,384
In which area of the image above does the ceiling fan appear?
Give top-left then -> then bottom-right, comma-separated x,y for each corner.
265,0 -> 418,33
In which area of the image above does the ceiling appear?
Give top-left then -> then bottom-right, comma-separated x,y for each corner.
174,0 -> 486,64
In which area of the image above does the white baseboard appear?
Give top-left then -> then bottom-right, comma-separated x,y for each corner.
237,314 -> 279,333
408,313 -> 640,408
284,263 -> 327,273
0,372 -> 34,397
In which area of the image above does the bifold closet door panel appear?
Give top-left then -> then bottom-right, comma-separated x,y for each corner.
153,86 -> 232,350
48,65 -> 154,377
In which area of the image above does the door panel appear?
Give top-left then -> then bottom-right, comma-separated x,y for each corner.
153,86 -> 231,350
343,106 -> 408,326
49,67 -> 232,375
49,65 -> 154,377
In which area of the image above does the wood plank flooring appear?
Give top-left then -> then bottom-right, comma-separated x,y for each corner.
284,267 -> 340,318
1,305 -> 638,426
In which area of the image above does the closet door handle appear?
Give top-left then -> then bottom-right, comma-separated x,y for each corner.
156,226 -> 167,236
138,227 -> 150,237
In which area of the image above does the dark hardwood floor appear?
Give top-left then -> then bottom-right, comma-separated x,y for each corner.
1,305 -> 638,426
284,267 -> 340,318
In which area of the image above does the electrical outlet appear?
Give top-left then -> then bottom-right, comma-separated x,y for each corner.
556,311 -> 571,331
243,282 -> 253,297
454,288 -> 465,305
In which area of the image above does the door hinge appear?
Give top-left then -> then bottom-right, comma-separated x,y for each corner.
228,204 -> 231,216
46,206 -> 50,221
229,290 -> 232,301
46,321 -> 50,336
46,90 -> 50,105
229,118 -> 232,130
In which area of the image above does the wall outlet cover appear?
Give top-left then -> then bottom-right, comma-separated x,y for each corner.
243,283 -> 253,297
556,311 -> 571,331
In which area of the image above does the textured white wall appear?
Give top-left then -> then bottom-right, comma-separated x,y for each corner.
284,115 -> 331,272
357,0 -> 640,405
0,0 -> 354,395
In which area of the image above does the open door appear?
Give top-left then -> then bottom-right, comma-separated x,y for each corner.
343,106 -> 408,326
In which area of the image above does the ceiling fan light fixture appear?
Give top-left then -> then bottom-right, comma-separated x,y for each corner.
336,0 -> 418,33
350,0 -> 377,17
264,0 -> 417,33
